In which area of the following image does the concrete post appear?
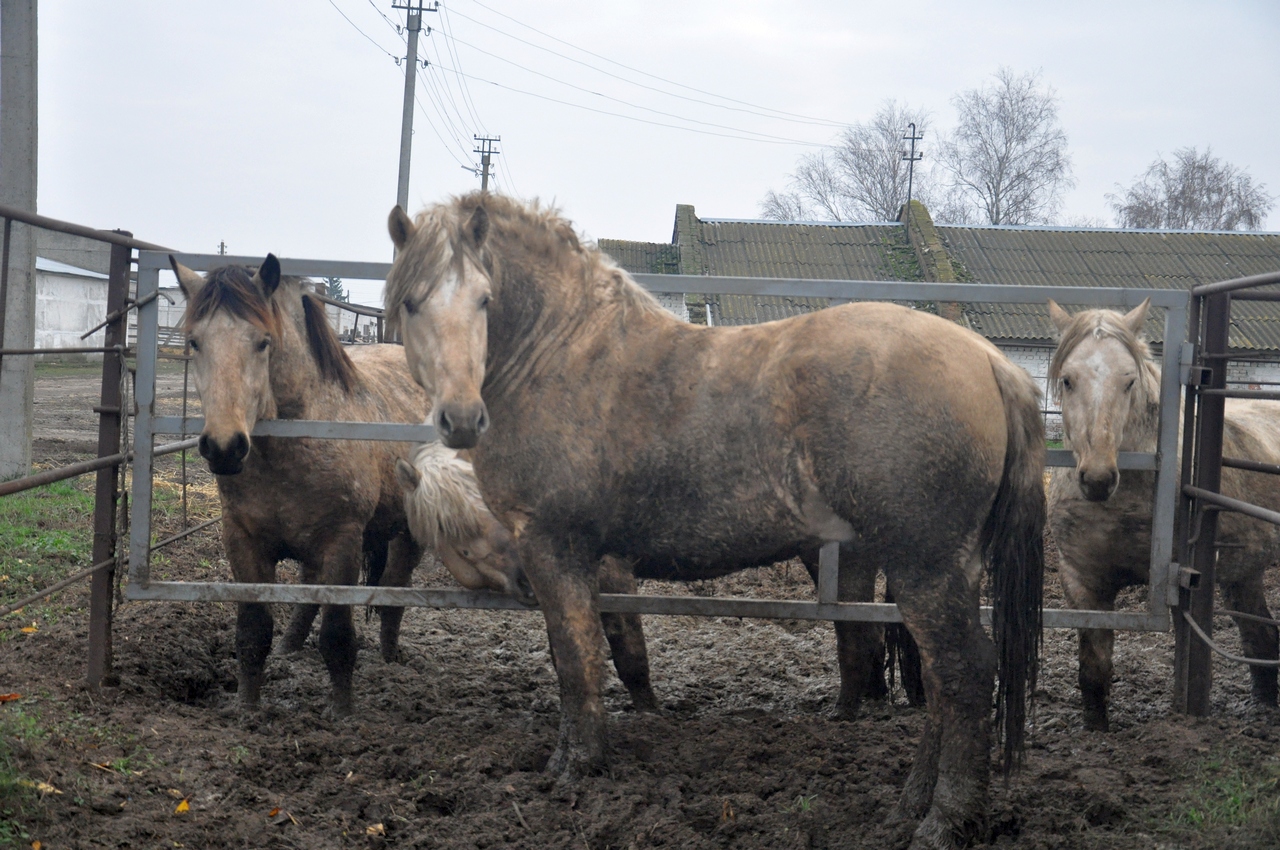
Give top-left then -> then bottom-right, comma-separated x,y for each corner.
0,0 -> 39,480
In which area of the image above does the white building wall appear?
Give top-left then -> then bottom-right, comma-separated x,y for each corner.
997,345 -> 1061,440
35,272 -> 107,357
652,292 -> 688,322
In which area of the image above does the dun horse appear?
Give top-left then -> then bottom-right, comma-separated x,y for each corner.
1047,299 -> 1280,730
384,193 -> 1046,849
172,255 -> 525,716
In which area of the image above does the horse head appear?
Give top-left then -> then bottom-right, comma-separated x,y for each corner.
1048,298 -> 1155,502
394,449 -> 533,604
172,254 -> 284,475
386,203 -> 491,449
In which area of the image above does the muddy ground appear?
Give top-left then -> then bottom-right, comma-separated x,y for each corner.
2,365 -> 1279,849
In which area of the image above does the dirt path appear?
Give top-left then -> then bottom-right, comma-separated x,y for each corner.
2,369 -> 1278,849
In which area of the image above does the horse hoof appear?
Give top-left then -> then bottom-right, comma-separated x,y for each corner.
381,646 -> 407,665
1082,710 -> 1110,732
279,637 -> 308,654
324,695 -> 354,721
630,689 -> 660,713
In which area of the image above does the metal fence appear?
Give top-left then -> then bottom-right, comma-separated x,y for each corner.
125,250 -> 1189,634
1173,269 -> 1280,714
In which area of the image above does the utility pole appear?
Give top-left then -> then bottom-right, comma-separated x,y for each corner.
217,241 -> 227,256
902,122 -> 924,208
473,135 -> 500,192
392,1 -> 438,213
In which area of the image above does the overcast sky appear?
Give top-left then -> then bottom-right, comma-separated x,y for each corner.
34,0 -> 1280,305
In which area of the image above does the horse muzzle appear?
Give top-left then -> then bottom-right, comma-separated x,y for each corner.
199,431 -> 250,476
1077,464 -> 1119,502
435,401 -> 489,449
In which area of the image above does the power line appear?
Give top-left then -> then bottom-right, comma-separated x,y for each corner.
325,0 -> 399,61
456,0 -> 851,129
438,31 -> 830,146
429,60 -> 828,147
436,3 -> 491,134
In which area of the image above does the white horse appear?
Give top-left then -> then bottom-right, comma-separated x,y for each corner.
1047,298 -> 1280,730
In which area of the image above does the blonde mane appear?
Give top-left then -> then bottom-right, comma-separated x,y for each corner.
401,442 -> 490,550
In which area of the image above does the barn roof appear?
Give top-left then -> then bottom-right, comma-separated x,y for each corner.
598,204 -> 1280,351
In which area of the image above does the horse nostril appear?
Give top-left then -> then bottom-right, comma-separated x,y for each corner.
437,409 -> 453,438
231,432 -> 250,461
198,434 -> 213,459
476,407 -> 490,435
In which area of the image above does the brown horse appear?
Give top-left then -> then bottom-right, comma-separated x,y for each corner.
1047,299 -> 1280,730
384,193 -> 1046,849
171,255 -> 524,716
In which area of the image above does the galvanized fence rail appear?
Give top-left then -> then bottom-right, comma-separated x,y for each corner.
126,250 -> 1189,634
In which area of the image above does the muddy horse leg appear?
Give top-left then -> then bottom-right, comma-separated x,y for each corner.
1060,560 -> 1119,731
801,545 -> 888,718
223,525 -> 277,710
889,565 -> 995,850
1222,573 -> 1279,707
280,560 -> 320,654
376,533 -> 424,664
316,524 -> 365,718
598,556 -> 659,712
522,533 -> 609,777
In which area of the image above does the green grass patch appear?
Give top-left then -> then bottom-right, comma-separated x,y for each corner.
1047,439 -> 1064,449
0,704 -> 45,848
1166,752 -> 1280,839
0,480 -> 95,611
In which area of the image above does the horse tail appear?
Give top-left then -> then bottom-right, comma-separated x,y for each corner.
983,351 -> 1046,777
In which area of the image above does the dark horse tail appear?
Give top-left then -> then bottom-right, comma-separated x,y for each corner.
984,352 -> 1046,777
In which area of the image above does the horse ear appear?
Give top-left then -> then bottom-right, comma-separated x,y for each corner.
1123,298 -> 1151,336
388,206 -> 415,251
1047,300 -> 1072,335
465,205 -> 489,249
169,256 -> 205,300
395,457 -> 421,493
253,254 -> 282,298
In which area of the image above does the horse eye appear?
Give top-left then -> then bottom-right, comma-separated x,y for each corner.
1062,377 -> 1073,391
460,548 -> 473,559
189,339 -> 200,352
257,338 -> 270,353
479,294 -> 490,309
1125,378 -> 1135,392
403,298 -> 418,316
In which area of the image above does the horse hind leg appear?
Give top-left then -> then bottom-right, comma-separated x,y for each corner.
376,534 -> 423,664
598,556 -> 659,712
1222,573 -> 1279,707
801,545 -> 889,718
280,560 -> 321,654
888,556 -> 996,850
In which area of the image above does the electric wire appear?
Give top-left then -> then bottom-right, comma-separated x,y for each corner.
416,62 -> 478,160
456,0 -> 850,129
325,0 -> 399,61
436,4 -> 491,135
430,61 -> 828,147
439,31 -> 834,147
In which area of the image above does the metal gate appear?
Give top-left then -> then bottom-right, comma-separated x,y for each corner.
126,249 -> 1189,634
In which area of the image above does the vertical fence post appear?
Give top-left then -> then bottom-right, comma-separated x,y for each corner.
1174,292 -> 1229,714
86,238 -> 131,687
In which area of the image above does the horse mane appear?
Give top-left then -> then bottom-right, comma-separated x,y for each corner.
1048,308 -> 1160,406
402,442 -> 488,549
181,264 -> 283,339
302,293 -> 362,394
386,192 -> 668,329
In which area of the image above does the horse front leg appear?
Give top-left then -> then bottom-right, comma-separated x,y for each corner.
1060,558 -> 1118,731
522,533 -> 609,778
223,524 -> 277,710
802,545 -> 888,718
316,524 -> 365,718
598,556 -> 659,712
377,533 -> 424,663
1221,572 -> 1279,707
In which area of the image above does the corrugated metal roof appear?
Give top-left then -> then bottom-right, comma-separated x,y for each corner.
601,209 -> 1280,350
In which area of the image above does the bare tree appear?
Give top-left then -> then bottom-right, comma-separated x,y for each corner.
1108,147 -> 1274,230
759,101 -> 930,222
937,68 -> 1074,225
